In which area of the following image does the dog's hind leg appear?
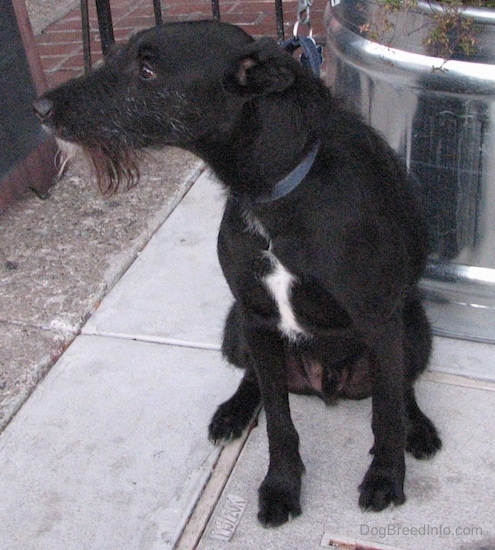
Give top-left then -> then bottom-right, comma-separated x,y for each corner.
402,294 -> 442,459
209,302 -> 262,444
209,369 -> 261,444
405,386 -> 442,459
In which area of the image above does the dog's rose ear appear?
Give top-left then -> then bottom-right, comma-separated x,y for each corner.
224,37 -> 295,96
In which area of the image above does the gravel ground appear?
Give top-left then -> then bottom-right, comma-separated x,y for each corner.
0,145 -> 203,430
26,0 -> 77,35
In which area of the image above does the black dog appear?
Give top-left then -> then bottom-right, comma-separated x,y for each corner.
34,20 -> 441,527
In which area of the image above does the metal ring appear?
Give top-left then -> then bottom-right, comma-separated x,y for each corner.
293,20 -> 313,38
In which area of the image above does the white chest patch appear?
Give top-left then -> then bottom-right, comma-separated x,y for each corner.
263,249 -> 307,341
244,212 -> 308,341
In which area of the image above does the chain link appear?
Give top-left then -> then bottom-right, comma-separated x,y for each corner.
293,0 -> 313,37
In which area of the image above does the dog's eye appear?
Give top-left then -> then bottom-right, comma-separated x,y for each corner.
139,62 -> 156,81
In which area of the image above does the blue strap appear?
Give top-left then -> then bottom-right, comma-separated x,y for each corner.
282,36 -> 323,78
257,140 -> 320,203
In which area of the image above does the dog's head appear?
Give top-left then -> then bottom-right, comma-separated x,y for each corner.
33,21 -> 307,195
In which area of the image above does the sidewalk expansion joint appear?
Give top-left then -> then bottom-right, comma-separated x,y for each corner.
79,329 -> 222,352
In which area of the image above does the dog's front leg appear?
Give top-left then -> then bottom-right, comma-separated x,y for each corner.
244,324 -> 305,527
358,316 -> 407,511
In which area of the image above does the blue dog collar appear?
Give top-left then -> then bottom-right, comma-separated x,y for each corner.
257,140 -> 320,203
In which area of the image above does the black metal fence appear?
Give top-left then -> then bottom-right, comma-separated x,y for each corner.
81,0 -> 290,72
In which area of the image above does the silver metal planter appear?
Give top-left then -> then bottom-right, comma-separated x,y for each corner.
325,0 -> 495,342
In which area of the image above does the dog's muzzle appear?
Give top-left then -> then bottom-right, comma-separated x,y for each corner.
33,98 -> 54,123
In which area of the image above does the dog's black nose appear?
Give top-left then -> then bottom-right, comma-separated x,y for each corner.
33,98 -> 54,121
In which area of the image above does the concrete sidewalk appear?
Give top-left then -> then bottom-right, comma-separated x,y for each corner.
0,166 -> 494,549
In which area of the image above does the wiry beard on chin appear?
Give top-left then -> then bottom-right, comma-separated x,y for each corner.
83,144 -> 142,197
55,137 -> 142,197
55,138 -> 80,178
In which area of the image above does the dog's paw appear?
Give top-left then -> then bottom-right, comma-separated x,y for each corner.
208,400 -> 257,445
406,416 -> 442,460
257,473 -> 302,528
358,460 -> 405,512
